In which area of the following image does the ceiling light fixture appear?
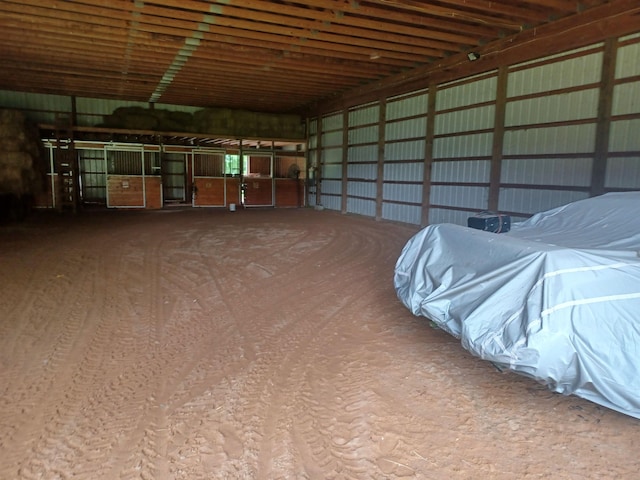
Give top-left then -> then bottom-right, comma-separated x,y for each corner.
467,52 -> 480,62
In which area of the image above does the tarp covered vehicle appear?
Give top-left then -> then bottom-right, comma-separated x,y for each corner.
394,192 -> 640,418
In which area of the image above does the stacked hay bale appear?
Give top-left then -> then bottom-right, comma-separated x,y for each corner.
101,105 -> 305,140
0,109 -> 46,221
101,106 -> 195,132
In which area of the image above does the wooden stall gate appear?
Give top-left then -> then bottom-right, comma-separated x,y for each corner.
243,154 -> 274,207
161,148 -> 188,205
192,149 -> 228,207
105,144 -> 162,209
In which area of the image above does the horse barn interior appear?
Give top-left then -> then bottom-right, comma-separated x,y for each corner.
2,1 -> 640,479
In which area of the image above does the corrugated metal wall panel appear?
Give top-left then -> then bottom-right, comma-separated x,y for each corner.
383,183 -> 422,203
432,133 -> 493,158
501,158 -> 593,186
348,104 -> 379,127
432,160 -> 491,183
320,194 -> 342,211
385,117 -> 427,141
322,147 -> 343,164
308,119 -> 318,136
508,50 -> 603,97
615,39 -> 640,79
503,124 -> 597,155
609,119 -> 640,151
0,90 -> 71,124
605,157 -> 640,189
385,140 -> 425,161
428,208 -> 474,225
321,163 -> 343,179
347,197 -> 376,217
386,92 -> 428,120
322,112 -> 344,131
436,74 -> 497,110
435,105 -> 495,135
498,188 -> 588,214
321,131 -> 343,147
349,125 -> 379,144
612,82 -> 640,116
430,185 -> 488,209
309,36 -> 638,226
382,203 -> 422,225
505,89 -> 599,126
347,181 -> 376,199
348,145 -> 378,163
320,180 -> 342,195
347,163 -> 377,180
383,162 -> 424,182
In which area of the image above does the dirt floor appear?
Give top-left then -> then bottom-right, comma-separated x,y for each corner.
1,207 -> 638,480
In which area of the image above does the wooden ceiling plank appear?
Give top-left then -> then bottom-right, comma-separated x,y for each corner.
363,0 -> 529,29
139,0 -> 467,52
431,0 -> 563,22
189,0 -> 481,45
0,2 -> 447,64
297,0 -> 504,38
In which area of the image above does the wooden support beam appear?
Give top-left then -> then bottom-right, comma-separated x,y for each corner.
421,84 -> 437,227
341,109 -> 349,214
376,100 -> 387,221
488,65 -> 508,211
591,37 -> 618,197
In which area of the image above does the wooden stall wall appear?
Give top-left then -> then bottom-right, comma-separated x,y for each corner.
106,147 -> 162,209
226,177 -> 240,207
35,142 -> 306,211
192,150 -> 226,207
274,154 -> 305,208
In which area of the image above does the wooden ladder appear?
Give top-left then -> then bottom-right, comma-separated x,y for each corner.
54,113 -> 78,212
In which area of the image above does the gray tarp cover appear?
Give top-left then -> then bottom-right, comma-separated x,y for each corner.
394,192 -> 640,418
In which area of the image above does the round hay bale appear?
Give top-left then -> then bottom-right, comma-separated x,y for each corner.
0,109 -> 26,125
1,152 -> 34,169
0,168 -> 24,195
121,114 -> 158,131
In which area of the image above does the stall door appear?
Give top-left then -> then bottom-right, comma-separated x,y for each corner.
78,149 -> 107,205
243,155 -> 273,207
192,150 -> 226,207
105,147 -> 145,208
162,153 -> 187,204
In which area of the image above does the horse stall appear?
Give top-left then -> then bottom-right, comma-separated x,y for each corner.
191,149 -> 240,208
274,154 -> 305,208
106,145 -> 162,209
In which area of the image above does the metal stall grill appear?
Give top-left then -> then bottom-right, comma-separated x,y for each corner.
105,145 -> 145,208
192,150 -> 226,207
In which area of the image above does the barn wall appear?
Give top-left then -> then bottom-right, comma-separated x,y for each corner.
311,32 -> 640,226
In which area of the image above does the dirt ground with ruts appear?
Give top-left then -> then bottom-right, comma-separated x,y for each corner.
1,207 -> 638,479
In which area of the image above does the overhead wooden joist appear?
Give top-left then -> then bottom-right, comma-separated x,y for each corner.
0,0 -> 636,113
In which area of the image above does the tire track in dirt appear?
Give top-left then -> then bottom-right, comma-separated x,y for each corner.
152,218 -> 355,477
0,250 -> 113,478
7,210 -> 636,479
160,215 -> 412,478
